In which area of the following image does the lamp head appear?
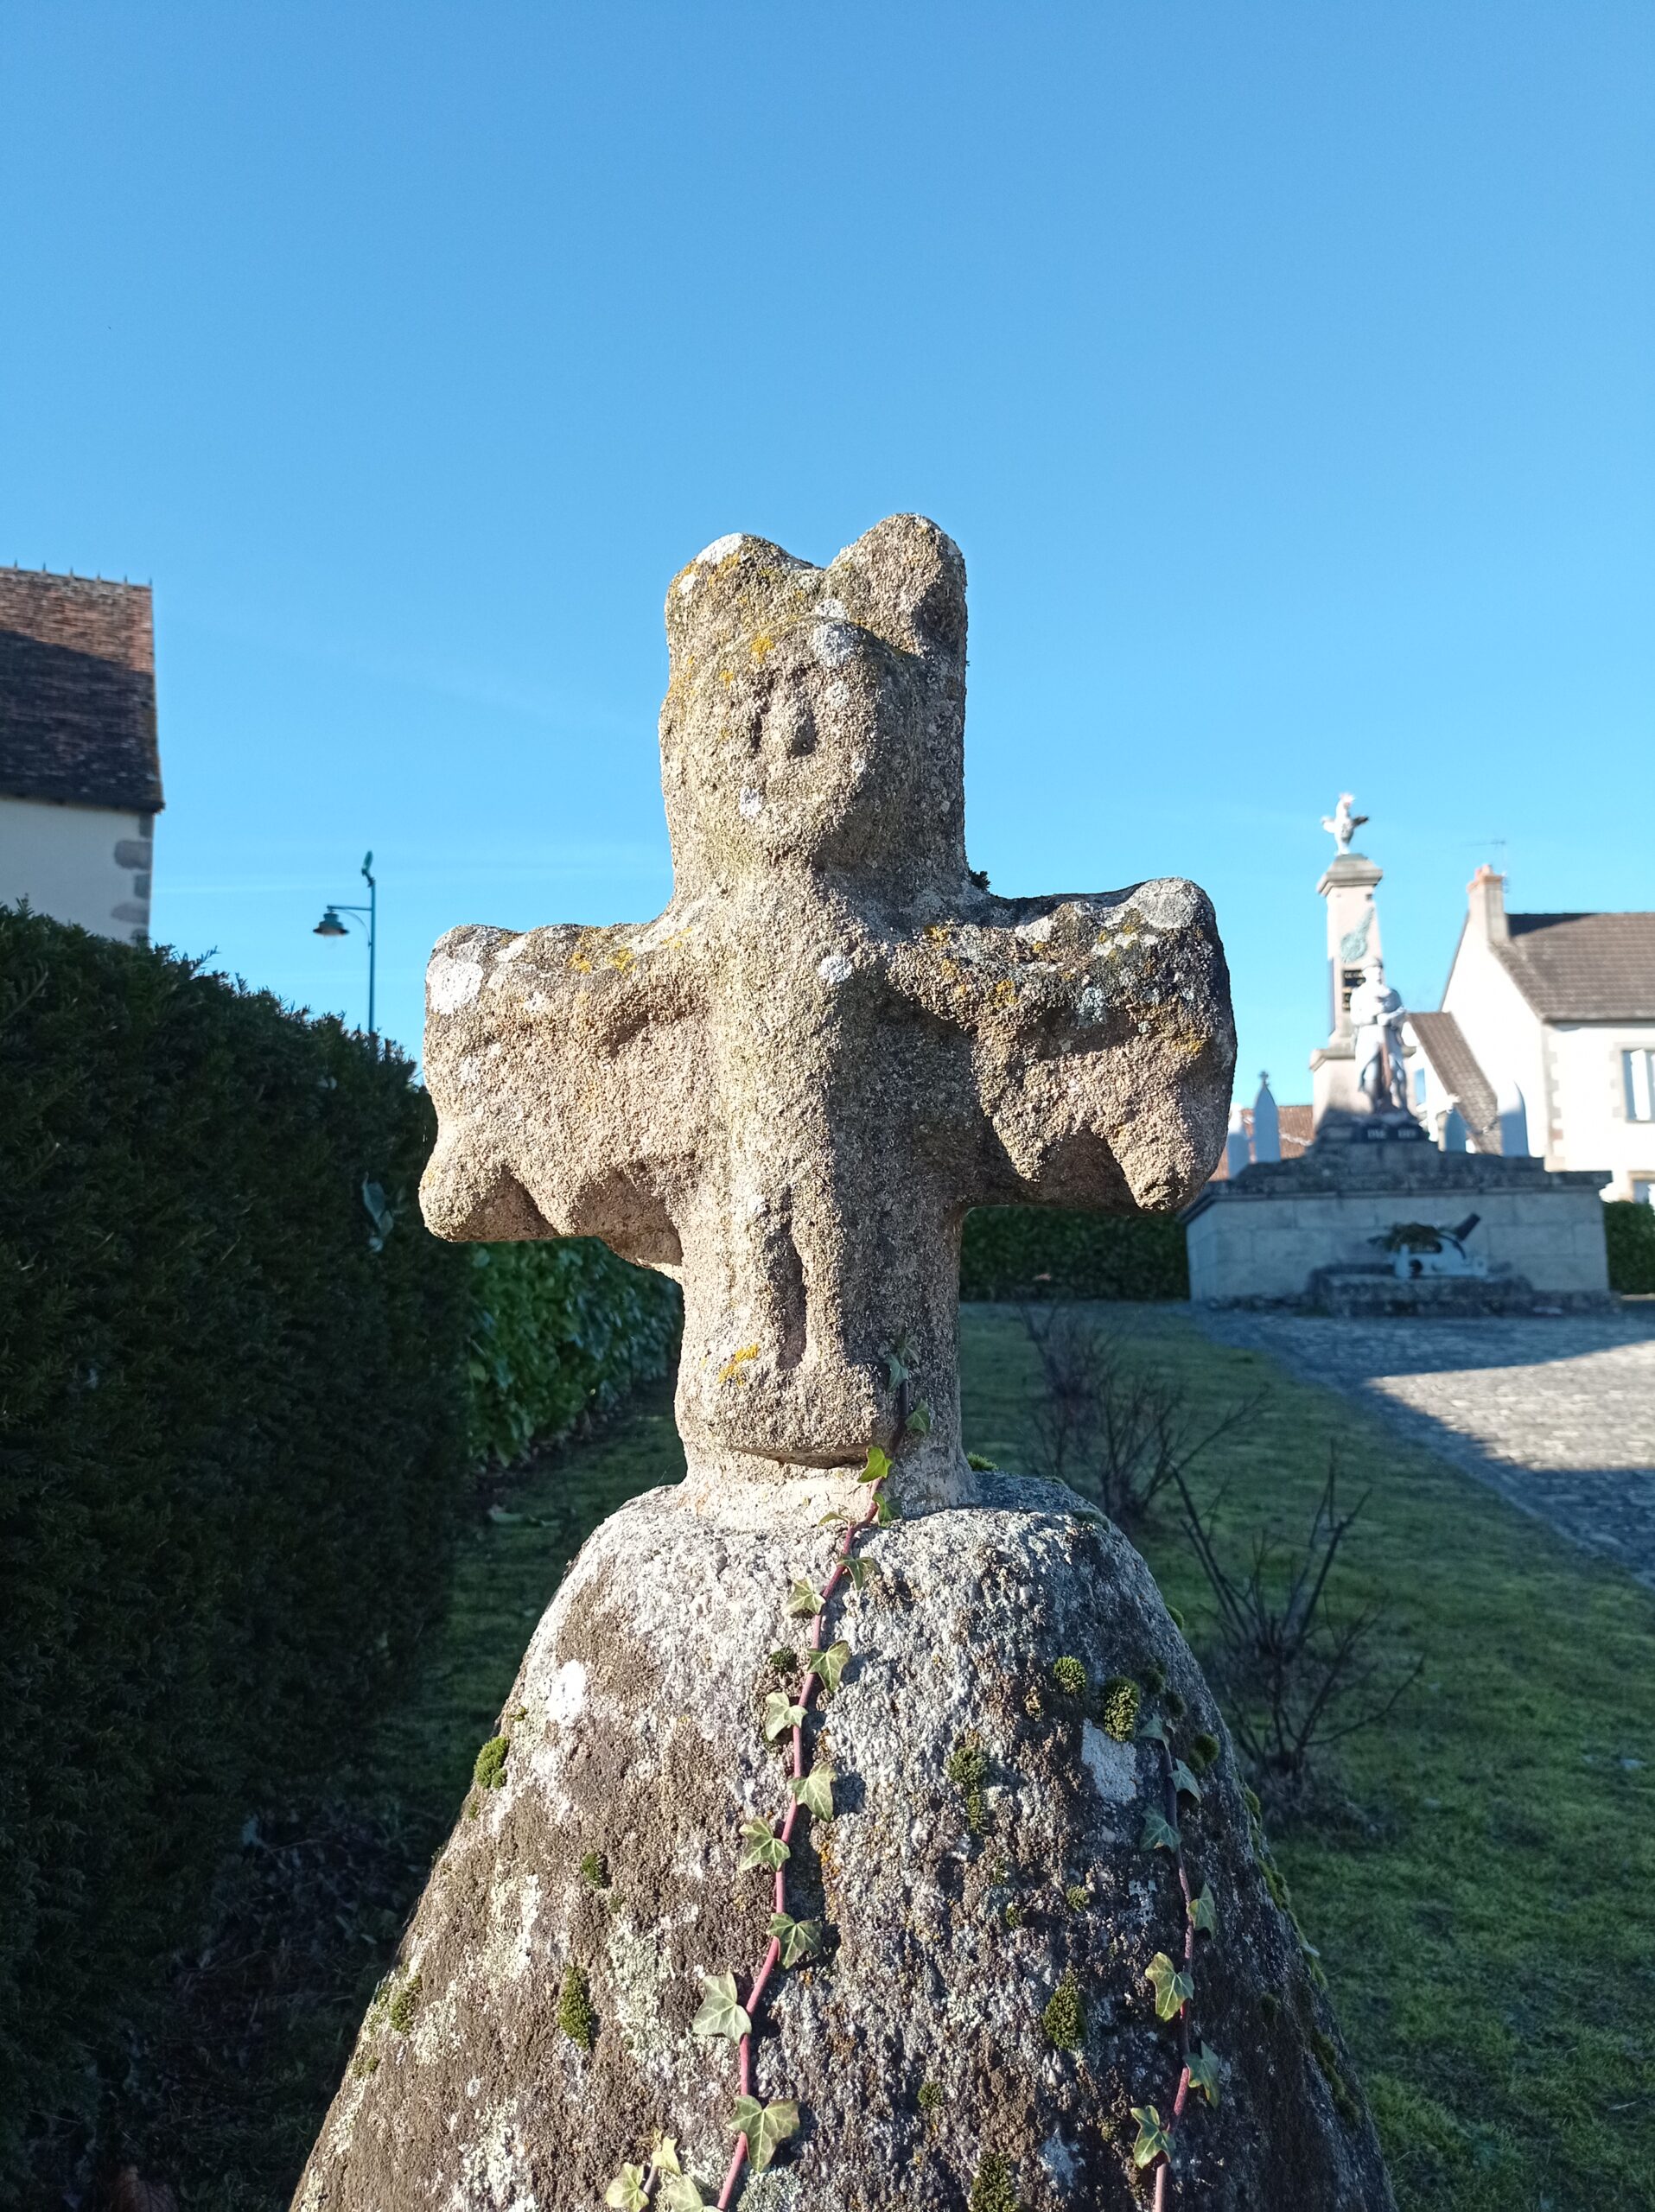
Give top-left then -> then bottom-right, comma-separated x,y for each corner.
314,908 -> 348,938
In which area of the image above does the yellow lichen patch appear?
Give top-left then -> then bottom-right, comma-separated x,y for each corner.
925,924 -> 952,943
609,946 -> 635,973
718,668 -> 735,686
750,632 -> 775,661
994,978 -> 1016,1005
718,1344 -> 761,1385
567,951 -> 593,974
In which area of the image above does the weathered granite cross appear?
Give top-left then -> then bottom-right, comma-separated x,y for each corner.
421,516 -> 1234,1517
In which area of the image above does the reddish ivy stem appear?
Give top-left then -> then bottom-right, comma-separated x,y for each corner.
1151,1738 -> 1197,2212
714,1453 -> 891,2211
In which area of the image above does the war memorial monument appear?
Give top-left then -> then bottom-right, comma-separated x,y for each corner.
1183,800 -> 1612,1313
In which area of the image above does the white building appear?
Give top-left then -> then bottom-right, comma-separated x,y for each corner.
0,567 -> 162,944
1409,866 -> 1655,1205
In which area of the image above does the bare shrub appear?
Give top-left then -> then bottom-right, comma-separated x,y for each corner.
1173,1452 -> 1421,1802
1020,1304 -> 1264,1531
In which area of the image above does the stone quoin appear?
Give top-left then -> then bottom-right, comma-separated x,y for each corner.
295,518 -> 1394,2211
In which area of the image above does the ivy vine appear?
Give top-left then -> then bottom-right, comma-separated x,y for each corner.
1131,1708 -> 1222,2205
603,1344 -> 926,2211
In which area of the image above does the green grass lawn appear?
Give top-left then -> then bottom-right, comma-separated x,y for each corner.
963,1305 -> 1655,2211
138,1310 -> 1653,2209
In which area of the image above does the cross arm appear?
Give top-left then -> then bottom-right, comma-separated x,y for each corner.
888,879 -> 1235,1214
420,914 -> 711,1266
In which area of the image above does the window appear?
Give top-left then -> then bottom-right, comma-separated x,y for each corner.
1634,1178 -> 1655,1210
1625,1050 -> 1655,1122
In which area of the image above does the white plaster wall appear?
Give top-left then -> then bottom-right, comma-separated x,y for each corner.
1548,1022 -> 1655,1201
1441,932 -> 1550,1160
1187,1186 -> 1608,1301
0,795 -> 154,942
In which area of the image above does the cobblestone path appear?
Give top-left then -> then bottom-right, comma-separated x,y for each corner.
1187,1306 -> 1655,1587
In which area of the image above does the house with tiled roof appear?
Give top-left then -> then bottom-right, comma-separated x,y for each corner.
0,566 -> 163,944
1407,866 -> 1655,1205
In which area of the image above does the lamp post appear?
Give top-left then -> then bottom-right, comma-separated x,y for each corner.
314,851 -> 378,1045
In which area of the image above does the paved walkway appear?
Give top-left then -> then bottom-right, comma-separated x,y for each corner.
1187,1306 -> 1655,1588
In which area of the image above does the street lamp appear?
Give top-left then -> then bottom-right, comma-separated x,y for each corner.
313,850 -> 378,1044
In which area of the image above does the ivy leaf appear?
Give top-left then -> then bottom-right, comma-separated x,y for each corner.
844,1557 -> 869,1592
691,1973 -> 752,2043
768,1912 -> 823,1966
875,1490 -> 900,1526
786,1577 -> 824,1619
1130,2105 -> 1172,2169
1136,1712 -> 1168,1745
727,2094 -> 801,2174
905,1400 -> 933,1436
605,2165 -> 648,2210
817,1507 -> 852,1529
1187,2041 -> 1221,2107
1144,1950 -> 1195,2021
652,2137 -> 681,2176
790,1765 -> 835,1820
859,1444 -> 892,1485
659,2178 -> 707,2212
1188,1882 -> 1218,1936
805,1640 -> 851,1698
738,1818 -> 790,1871
1170,1759 -> 1203,1802
763,1692 -> 808,1743
1141,1809 -> 1181,1853
886,1335 -> 914,1389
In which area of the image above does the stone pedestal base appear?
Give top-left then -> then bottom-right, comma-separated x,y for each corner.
1184,1114 -> 1610,1310
294,1480 -> 1392,2212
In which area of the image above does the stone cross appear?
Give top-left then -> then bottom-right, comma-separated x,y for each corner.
421,517 -> 1234,1518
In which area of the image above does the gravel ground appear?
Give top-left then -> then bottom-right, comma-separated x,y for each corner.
1187,1305 -> 1655,1587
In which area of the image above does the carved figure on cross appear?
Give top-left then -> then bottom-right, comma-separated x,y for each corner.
420,518 -> 1234,1517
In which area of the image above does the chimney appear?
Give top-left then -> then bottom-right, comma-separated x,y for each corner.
1467,863 -> 1508,945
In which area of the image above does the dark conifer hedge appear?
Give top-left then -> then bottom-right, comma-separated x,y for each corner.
958,1205 -> 1190,1301
1605,1199 -> 1655,1294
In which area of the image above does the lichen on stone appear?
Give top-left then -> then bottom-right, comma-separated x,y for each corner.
386,1972 -> 421,2035
946,1731 -> 990,1834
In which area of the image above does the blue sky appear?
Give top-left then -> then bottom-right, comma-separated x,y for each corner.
5,3 -> 1652,1096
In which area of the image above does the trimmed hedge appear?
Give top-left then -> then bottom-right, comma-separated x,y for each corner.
0,910 -> 471,2176
959,1205 -> 1189,1301
1606,1200 -> 1655,1294
468,1239 -> 681,1466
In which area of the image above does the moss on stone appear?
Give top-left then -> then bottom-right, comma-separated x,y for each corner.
1041,1971 -> 1085,2051
1051,1655 -> 1087,1700
1098,1675 -> 1141,1743
1308,2024 -> 1361,2126
946,1730 -> 990,1834
1065,1884 -> 1089,1913
386,1973 -> 421,2035
966,1452 -> 998,1471
969,2150 -> 1019,2212
557,1961 -> 597,2051
473,1733 -> 509,1791
917,2080 -> 942,2130
1189,1731 -> 1221,1773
